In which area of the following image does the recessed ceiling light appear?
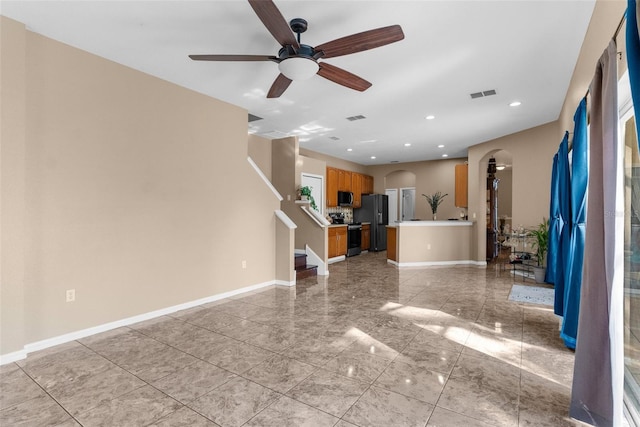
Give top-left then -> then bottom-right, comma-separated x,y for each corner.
371,156 -> 376,159
437,144 -> 445,148
426,115 -> 435,120
347,148 -> 353,152
496,164 -> 506,170
442,154 -> 448,158
404,143 -> 411,147
509,101 -> 522,107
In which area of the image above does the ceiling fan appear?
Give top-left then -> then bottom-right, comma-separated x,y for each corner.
189,0 -> 404,98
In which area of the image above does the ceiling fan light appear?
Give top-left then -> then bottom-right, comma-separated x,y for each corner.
278,57 -> 319,81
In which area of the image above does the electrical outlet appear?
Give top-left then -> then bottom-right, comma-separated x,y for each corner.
66,289 -> 75,302
473,212 -> 477,219
427,244 -> 431,250
242,260 -> 247,269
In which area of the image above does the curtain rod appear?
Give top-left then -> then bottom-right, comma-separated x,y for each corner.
583,10 -> 628,99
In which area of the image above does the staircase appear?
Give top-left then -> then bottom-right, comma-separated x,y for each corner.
295,253 -> 317,280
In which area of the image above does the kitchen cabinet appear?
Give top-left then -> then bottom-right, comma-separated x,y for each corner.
362,175 -> 374,194
338,170 -> 352,192
387,226 -> 397,262
328,226 -> 347,258
326,167 -> 374,208
326,167 -> 338,207
352,173 -> 362,208
455,164 -> 468,208
361,224 -> 370,250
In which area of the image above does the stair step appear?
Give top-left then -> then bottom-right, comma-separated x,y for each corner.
294,253 -> 307,269
295,264 -> 317,280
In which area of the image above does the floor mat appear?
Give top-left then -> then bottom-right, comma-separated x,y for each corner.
508,284 -> 554,306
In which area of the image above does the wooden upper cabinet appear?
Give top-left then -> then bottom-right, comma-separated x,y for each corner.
455,164 -> 468,208
352,173 -> 363,208
326,167 -> 374,209
338,170 -> 352,192
326,167 -> 338,207
362,175 -> 374,195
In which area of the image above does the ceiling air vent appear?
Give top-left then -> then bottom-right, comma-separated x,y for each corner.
346,115 -> 366,121
470,89 -> 497,99
329,136 -> 340,141
248,113 -> 263,122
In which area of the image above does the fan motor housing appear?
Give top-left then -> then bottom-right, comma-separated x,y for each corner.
278,44 -> 317,61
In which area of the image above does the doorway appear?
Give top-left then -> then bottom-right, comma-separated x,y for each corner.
401,187 -> 416,221
385,189 -> 398,224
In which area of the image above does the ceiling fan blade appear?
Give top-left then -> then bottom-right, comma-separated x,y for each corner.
248,0 -> 300,49
317,62 -> 371,92
267,74 -> 293,98
315,25 -> 404,59
189,54 -> 278,62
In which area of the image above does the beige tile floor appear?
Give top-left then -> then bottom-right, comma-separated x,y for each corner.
0,251 -> 581,426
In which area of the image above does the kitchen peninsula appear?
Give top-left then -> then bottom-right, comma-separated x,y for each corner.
387,220 -> 482,266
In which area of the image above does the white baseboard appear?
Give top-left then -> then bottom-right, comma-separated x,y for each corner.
0,349 -> 27,365
388,260 -> 487,267
275,279 -> 296,287
328,255 -> 346,264
1,279 -> 279,366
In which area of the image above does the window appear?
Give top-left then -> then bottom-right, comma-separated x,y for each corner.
622,70 -> 640,425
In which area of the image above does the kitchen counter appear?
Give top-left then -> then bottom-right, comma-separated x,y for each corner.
327,222 -> 370,227
387,221 -> 484,266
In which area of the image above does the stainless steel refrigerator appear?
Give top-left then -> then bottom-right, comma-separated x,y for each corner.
354,194 -> 389,251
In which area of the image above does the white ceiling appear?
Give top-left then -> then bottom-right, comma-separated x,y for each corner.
1,0 -> 595,165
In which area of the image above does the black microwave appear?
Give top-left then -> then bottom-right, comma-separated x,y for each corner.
338,191 -> 354,206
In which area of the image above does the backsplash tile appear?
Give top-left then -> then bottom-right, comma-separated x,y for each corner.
326,207 -> 353,223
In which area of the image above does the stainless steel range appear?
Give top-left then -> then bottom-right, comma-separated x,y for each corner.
347,223 -> 362,257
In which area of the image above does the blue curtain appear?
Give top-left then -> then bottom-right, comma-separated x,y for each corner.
546,153 -> 560,284
629,1 -> 640,139
560,99 -> 588,349
554,133 -> 571,316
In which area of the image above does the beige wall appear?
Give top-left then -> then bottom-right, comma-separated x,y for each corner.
272,137 -> 327,261
272,137 -> 297,202
559,0 -> 627,133
466,0 -> 626,261
275,217 -> 295,284
248,134 -> 272,180
395,223 -> 475,264
496,169 -> 513,222
468,122 -> 559,260
299,147 -> 367,174
384,170 -> 416,190
367,158 -> 468,221
1,17 -> 27,355
1,19 -> 281,355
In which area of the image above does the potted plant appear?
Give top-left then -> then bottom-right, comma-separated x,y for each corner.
529,218 -> 549,283
299,186 -> 318,211
422,191 -> 448,220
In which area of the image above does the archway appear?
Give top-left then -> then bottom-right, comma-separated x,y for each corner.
478,149 -> 513,261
